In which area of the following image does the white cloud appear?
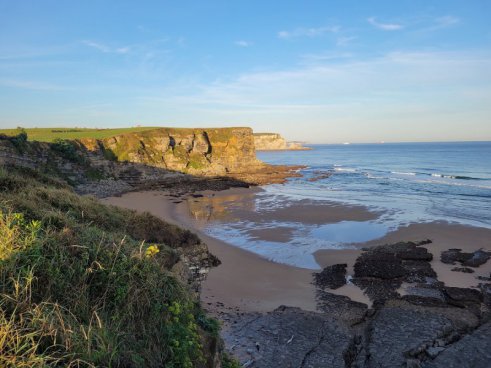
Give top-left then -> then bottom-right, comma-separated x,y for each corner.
367,17 -> 403,31
82,40 -> 130,54
336,36 -> 356,46
235,40 -> 253,47
278,25 -> 340,39
142,50 -> 491,142
0,78 -> 69,91
436,15 -> 460,27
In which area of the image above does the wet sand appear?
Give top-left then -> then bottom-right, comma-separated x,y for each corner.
103,190 -> 317,312
103,188 -> 491,312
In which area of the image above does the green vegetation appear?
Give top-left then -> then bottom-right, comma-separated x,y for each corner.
0,166 -> 221,367
0,127 -> 160,143
51,138 -> 84,163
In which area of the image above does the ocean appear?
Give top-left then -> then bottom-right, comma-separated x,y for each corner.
199,141 -> 491,268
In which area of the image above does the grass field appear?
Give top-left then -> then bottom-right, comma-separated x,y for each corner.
0,127 -> 160,142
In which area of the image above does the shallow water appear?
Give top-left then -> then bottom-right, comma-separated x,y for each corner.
190,142 -> 491,269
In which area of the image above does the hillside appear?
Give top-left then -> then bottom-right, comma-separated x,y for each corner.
0,165 -> 232,367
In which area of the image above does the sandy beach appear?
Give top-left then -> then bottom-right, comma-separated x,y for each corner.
103,189 -> 318,312
103,187 -> 491,314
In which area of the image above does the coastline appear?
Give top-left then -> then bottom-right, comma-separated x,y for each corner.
103,188 -> 491,313
102,189 -> 318,313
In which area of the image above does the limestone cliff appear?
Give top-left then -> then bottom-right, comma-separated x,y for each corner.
253,133 -> 309,151
0,128 -> 301,197
80,127 -> 263,176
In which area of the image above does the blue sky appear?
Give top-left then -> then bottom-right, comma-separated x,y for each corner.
1,0 -> 490,143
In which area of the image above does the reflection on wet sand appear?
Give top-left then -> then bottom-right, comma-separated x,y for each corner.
187,191 -> 258,222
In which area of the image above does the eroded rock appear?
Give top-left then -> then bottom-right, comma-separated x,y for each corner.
313,263 -> 347,289
441,248 -> 491,268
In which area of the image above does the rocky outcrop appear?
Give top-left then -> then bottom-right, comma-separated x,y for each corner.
80,127 -> 264,176
0,128 -> 302,197
221,241 -> 491,367
253,133 -> 309,151
441,248 -> 491,268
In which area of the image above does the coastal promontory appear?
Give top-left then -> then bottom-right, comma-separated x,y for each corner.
253,132 -> 310,151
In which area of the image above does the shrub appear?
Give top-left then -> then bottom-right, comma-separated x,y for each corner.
50,138 -> 82,163
8,130 -> 28,153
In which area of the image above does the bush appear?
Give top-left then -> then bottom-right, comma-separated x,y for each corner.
50,138 -> 82,163
8,130 -> 28,153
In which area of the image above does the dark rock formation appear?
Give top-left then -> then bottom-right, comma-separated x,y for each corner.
313,263 -> 347,289
353,241 -> 436,302
307,170 -> 332,182
316,290 -> 368,326
221,306 -> 353,368
365,307 -> 454,367
423,322 -> 491,368
219,241 -> 491,367
441,248 -> 491,268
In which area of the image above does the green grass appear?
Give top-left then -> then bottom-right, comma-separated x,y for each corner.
0,127 -> 160,142
0,127 -> 251,144
0,166 -> 221,367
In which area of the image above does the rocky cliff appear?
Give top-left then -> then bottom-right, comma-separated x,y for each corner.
80,127 -> 262,176
0,128 -> 301,197
253,132 -> 309,151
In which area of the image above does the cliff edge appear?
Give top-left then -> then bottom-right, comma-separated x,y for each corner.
0,127 -> 302,197
253,132 -> 310,151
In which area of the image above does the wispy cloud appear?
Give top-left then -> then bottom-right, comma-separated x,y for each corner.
235,40 -> 253,47
435,15 -> 460,28
367,17 -> 404,31
278,25 -> 340,39
82,40 -> 130,54
0,78 -> 69,91
336,36 -> 356,46
420,15 -> 461,32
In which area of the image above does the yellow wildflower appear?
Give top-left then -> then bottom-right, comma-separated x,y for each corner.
145,244 -> 160,258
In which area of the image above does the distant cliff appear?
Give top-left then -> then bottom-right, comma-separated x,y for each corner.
253,133 -> 310,151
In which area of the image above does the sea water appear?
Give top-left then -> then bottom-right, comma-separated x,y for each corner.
201,142 -> 491,268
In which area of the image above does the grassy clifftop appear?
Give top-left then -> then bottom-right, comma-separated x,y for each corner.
0,127 -> 159,143
0,166 -> 227,367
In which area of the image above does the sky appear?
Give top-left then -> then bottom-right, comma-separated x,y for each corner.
0,0 -> 490,143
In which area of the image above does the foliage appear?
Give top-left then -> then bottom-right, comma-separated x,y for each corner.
0,166 -> 219,367
50,138 -> 83,163
7,130 -> 28,153
221,352 -> 241,368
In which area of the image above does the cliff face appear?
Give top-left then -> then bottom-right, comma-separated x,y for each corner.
253,133 -> 309,151
80,127 -> 262,176
0,128 -> 301,198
